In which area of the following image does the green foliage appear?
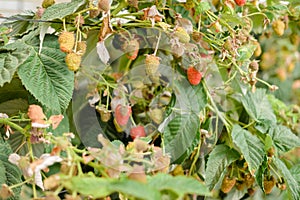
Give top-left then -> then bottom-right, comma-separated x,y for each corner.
0,51 -> 18,87
15,35 -> 74,112
241,89 -> 276,132
41,0 -> 87,21
0,140 -> 22,200
63,173 -> 210,199
205,144 -> 240,190
273,158 -> 300,200
148,173 -> 211,197
290,164 -> 300,185
163,80 -> 206,163
163,114 -> 200,163
0,0 -> 299,199
62,176 -> 155,199
268,125 -> 300,153
231,125 -> 265,174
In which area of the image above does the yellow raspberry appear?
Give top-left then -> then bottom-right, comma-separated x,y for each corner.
221,176 -> 236,193
145,54 -> 160,76
150,108 -> 163,124
42,0 -> 55,8
272,20 -> 285,36
76,41 -> 87,55
65,53 -> 81,71
263,176 -> 276,194
174,27 -> 190,43
58,32 -> 75,53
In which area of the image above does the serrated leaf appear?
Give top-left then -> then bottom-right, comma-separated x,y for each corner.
241,89 -> 276,132
0,140 -> 22,200
268,125 -> 300,153
148,173 -> 211,197
174,79 -> 207,115
273,157 -> 300,200
16,35 -> 74,112
231,125 -> 265,174
63,176 -> 161,200
1,11 -> 35,37
41,0 -> 87,21
0,51 -> 19,86
162,78 -> 206,163
163,113 -> 200,163
290,164 -> 300,185
0,161 -> 7,185
205,144 -> 240,190
255,156 -> 268,190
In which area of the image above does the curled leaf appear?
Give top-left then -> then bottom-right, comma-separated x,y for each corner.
143,5 -> 164,27
30,154 -> 63,190
49,114 -> 64,130
0,184 -> 13,200
27,105 -> 48,127
96,41 -> 110,64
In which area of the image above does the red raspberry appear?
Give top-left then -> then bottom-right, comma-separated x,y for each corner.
234,0 -> 246,6
114,104 -> 132,126
187,66 -> 202,86
130,126 -> 146,139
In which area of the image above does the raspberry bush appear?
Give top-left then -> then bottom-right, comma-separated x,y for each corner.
0,0 -> 299,199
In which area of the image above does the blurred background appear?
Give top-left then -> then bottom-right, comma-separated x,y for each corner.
0,0 -> 68,22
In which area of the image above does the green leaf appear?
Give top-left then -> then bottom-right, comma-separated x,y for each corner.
205,144 -> 240,190
231,125 -> 265,174
41,0 -> 87,21
0,139 -> 22,200
161,78 -> 206,163
254,156 -> 268,190
16,35 -> 74,112
163,113 -> 200,163
195,2 -> 210,15
62,176 -> 112,198
237,44 -> 257,61
266,4 -> 288,11
148,173 -> 211,198
63,176 -> 161,200
290,164 -> 300,185
1,11 -> 35,37
0,52 -> 19,86
264,134 -> 273,151
268,125 -> 300,153
174,79 -> 207,115
0,78 -> 29,103
241,89 -> 276,132
0,99 -> 28,116
273,157 -> 300,200
109,179 -> 161,200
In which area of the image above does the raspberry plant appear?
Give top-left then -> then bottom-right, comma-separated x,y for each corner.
0,0 -> 300,199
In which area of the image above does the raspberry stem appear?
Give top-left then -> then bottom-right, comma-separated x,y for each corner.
154,31 -> 162,56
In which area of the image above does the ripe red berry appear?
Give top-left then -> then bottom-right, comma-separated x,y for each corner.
130,126 -> 146,139
187,66 -> 202,86
234,0 -> 246,6
114,104 -> 132,126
